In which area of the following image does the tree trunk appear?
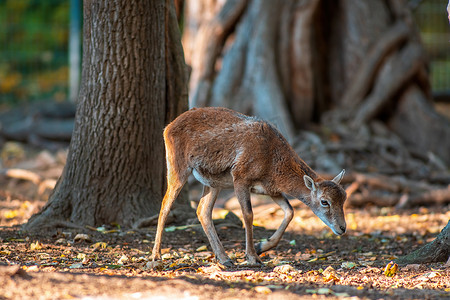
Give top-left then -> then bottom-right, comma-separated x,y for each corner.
23,0 -> 191,231
183,0 -> 450,164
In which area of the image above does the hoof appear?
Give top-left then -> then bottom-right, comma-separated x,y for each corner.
218,259 -> 235,269
146,260 -> 163,270
238,260 -> 264,268
239,256 -> 264,268
255,242 -> 263,255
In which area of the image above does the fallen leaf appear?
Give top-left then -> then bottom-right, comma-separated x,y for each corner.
384,261 -> 398,277
25,265 -> 39,272
4,209 -> 20,219
91,242 -> 108,250
161,253 -> 173,260
164,226 -> 177,232
317,288 -> 333,295
196,245 -> 208,252
417,272 -> 440,281
76,253 -> 86,261
30,241 -> 42,251
335,292 -> 350,297
117,255 -> 129,265
96,226 -> 107,232
254,286 -> 272,294
6,238 -> 25,242
164,224 -> 197,232
74,233 -> 91,242
265,285 -> 284,290
55,238 -> 67,245
322,266 -> 340,283
404,264 -> 421,271
273,264 -> 297,274
69,263 -> 83,269
341,261 -> 357,269
295,252 -> 312,260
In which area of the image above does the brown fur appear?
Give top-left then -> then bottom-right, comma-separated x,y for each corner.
152,107 -> 347,267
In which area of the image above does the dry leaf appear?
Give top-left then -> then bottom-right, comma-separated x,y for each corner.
25,265 -> 39,272
30,241 -> 42,251
254,286 -> 272,294
74,233 -> 91,242
341,261 -> 357,269
384,261 -> 398,277
196,245 -> 208,252
91,242 -> 108,250
322,266 -> 340,283
69,263 -> 83,269
117,255 -> 129,265
273,264 -> 296,274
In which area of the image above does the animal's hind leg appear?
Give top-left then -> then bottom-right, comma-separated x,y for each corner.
255,195 -> 293,254
151,173 -> 188,261
151,140 -> 189,261
196,186 -> 233,267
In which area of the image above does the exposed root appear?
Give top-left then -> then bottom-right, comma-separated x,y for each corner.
395,221 -> 450,264
341,21 -> 410,108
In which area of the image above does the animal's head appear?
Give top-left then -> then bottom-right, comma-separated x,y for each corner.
303,170 -> 347,235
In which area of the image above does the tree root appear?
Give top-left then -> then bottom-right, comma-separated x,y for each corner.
340,21 -> 410,108
189,0 -> 249,107
2,168 -> 57,195
352,42 -> 425,127
395,221 -> 450,264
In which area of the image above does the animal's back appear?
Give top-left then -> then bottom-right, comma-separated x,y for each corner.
164,107 -> 293,186
167,107 -> 252,136
166,107 -> 288,153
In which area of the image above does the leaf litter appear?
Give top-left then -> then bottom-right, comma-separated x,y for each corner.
0,147 -> 450,299
1,205 -> 449,299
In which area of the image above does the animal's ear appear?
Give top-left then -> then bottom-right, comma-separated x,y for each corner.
332,169 -> 345,185
304,175 -> 316,192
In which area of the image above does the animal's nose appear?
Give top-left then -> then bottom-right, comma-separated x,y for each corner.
340,225 -> 346,233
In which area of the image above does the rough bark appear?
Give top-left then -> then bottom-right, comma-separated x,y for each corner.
395,221 -> 450,264
23,0 -> 191,231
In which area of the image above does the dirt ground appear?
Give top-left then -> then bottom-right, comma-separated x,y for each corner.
0,146 -> 450,299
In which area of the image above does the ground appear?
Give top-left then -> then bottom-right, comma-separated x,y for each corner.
0,145 -> 450,299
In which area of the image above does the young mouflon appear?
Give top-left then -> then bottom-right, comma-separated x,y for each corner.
151,107 -> 347,267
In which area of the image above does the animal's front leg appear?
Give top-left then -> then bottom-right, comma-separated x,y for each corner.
256,195 -> 293,254
234,184 -> 263,266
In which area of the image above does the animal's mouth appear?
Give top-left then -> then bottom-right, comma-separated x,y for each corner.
332,226 -> 346,236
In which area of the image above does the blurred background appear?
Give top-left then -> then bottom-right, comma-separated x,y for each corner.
0,0 -> 448,108
0,0 -> 77,107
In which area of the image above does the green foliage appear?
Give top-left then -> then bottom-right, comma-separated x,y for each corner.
0,0 -> 70,105
413,0 -> 450,92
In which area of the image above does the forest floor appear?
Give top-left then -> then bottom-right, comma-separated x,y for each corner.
0,145 -> 450,299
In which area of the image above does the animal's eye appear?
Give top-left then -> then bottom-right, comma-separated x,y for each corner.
320,200 -> 330,207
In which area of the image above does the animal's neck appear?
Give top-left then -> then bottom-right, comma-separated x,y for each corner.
280,156 -> 322,200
